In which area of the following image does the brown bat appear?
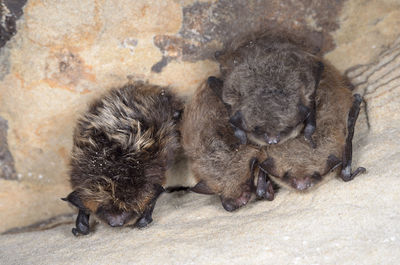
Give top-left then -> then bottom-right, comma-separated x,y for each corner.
62,82 -> 183,236
216,31 -> 324,147
254,61 -> 366,197
181,77 -> 271,212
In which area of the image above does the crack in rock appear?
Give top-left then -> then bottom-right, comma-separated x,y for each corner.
0,116 -> 17,180
0,0 -> 27,48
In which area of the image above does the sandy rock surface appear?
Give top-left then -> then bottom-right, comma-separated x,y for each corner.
1,0 -> 400,264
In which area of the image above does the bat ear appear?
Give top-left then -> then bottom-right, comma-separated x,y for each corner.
233,128 -> 247,145
249,157 -> 258,181
171,96 -> 184,121
190,181 -> 215,195
173,109 -> 183,121
61,191 -> 86,210
313,61 -> 324,88
229,110 -> 249,131
207,76 -> 224,100
229,110 -> 248,144
214,50 -> 224,60
229,110 -> 244,128
298,102 -> 311,118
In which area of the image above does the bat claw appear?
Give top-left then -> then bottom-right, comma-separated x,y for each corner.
341,166 -> 366,182
304,134 -> 316,149
72,228 -> 79,236
341,95 -> 364,182
71,227 -> 89,236
71,209 -> 90,236
135,215 -> 153,228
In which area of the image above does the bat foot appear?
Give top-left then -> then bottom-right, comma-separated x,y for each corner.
72,228 -> 79,236
327,154 -> 342,172
304,132 -> 316,149
135,215 -> 153,228
71,226 -> 89,236
341,94 -> 364,182
341,166 -> 366,182
256,168 -> 275,201
71,209 -> 90,236
134,185 -> 163,229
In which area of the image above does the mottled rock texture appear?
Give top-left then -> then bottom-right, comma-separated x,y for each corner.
152,0 -> 344,72
325,0 -> 400,71
0,0 -> 27,48
0,0 -> 400,264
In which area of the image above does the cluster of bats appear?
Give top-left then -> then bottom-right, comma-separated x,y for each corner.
62,31 -> 366,236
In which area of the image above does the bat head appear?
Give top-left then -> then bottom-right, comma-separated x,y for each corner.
219,36 -> 324,146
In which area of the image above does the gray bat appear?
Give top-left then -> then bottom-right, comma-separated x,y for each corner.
216,31 -> 323,147
255,61 -> 366,197
181,77 -> 270,212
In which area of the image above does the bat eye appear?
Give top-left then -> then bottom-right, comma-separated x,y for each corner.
254,126 -> 263,135
173,110 -> 182,120
298,103 -> 310,118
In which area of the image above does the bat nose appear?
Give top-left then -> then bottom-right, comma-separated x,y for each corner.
221,201 -> 237,212
291,177 -> 313,191
108,216 -> 125,227
107,212 -> 131,227
221,191 -> 251,212
265,135 -> 280,145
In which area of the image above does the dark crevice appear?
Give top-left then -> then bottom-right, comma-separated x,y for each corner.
2,213 -> 75,235
0,116 -> 17,180
0,0 -> 27,48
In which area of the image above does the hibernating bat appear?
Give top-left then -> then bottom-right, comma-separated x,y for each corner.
216,31 -> 324,147
254,61 -> 366,197
62,82 -> 183,236
180,77 -> 272,212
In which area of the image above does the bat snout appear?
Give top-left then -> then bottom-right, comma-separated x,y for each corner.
237,191 -> 252,206
221,191 -> 252,212
264,134 -> 280,145
291,177 -> 313,191
105,211 -> 132,227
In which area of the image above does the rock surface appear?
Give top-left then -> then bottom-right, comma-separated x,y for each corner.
0,0 -> 27,48
0,0 -> 400,264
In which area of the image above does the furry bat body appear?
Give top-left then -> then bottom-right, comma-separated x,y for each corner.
181,77 -> 268,212
63,82 -> 183,236
216,31 -> 324,146
256,62 -> 366,195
